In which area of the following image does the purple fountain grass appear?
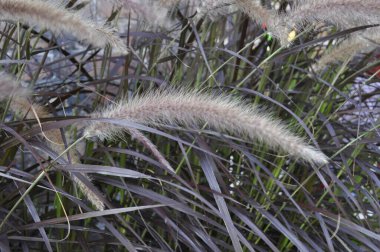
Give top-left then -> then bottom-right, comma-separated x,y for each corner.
234,0 -> 273,25
128,128 -> 175,173
233,0 -> 291,43
289,0 -> 380,28
85,89 -> 329,166
100,0 -> 175,30
313,31 -> 380,71
0,72 -> 105,210
280,0 -> 380,44
0,0 -> 127,53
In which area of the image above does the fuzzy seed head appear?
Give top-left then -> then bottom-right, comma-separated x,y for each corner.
85,89 -> 329,166
0,0 -> 128,53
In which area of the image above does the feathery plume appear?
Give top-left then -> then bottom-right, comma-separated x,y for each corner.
128,128 -> 174,173
291,0 -> 380,27
233,0 -> 285,42
196,0 -> 237,19
12,97 -> 105,210
279,0 -> 380,45
84,89 -> 329,166
97,0 -> 176,30
1,73 -> 105,210
234,0 -> 274,26
313,31 -> 380,71
0,0 -> 127,53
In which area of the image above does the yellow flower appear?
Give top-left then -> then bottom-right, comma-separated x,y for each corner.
288,30 -> 297,42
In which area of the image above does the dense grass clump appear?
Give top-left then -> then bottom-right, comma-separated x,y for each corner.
0,0 -> 380,251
